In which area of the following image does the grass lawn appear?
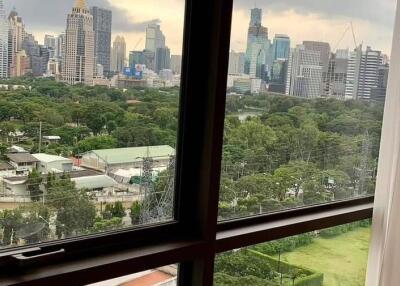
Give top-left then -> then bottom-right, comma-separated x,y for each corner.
278,227 -> 371,286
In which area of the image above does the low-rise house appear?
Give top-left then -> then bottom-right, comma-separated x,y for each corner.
6,153 -> 39,176
42,136 -> 61,145
2,170 -> 118,198
32,153 -> 73,174
0,162 -> 16,178
80,145 -> 175,173
9,145 -> 28,153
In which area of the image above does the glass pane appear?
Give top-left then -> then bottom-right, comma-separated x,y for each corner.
214,221 -> 371,286
219,0 -> 395,220
0,0 -> 184,249
87,264 -> 178,286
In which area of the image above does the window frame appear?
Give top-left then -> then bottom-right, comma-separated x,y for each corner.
0,0 -> 385,285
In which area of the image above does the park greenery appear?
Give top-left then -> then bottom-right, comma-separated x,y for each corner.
0,75 -> 382,285
214,221 -> 371,286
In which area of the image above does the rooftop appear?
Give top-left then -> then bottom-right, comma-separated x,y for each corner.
84,146 -> 175,165
3,169 -> 103,184
0,161 -> 14,171
6,153 -> 39,163
32,153 -> 72,164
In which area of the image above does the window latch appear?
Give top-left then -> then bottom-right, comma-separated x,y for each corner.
10,248 -> 66,268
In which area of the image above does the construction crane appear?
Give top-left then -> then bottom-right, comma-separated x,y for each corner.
133,38 -> 143,51
333,22 -> 359,51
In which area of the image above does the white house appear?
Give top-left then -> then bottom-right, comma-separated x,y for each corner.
42,136 -> 61,145
0,162 -> 16,178
6,153 -> 39,176
32,153 -> 73,174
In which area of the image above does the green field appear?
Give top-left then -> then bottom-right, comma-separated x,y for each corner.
278,227 -> 371,286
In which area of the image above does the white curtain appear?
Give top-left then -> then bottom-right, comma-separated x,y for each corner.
366,1 -> 400,285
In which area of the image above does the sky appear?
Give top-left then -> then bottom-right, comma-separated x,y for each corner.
4,0 -> 397,56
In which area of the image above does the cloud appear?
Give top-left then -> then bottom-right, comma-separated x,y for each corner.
234,0 -> 396,28
4,0 -> 159,33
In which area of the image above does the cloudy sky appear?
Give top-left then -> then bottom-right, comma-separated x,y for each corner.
4,0 -> 397,56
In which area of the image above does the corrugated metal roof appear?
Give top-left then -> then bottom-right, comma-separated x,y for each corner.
32,153 -> 72,164
72,175 -> 117,189
86,146 -> 175,165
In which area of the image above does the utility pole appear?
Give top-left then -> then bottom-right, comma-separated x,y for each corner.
38,121 -> 42,153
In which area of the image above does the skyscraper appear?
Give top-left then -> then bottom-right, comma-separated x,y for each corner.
22,34 -> 49,76
111,35 -> 126,73
145,24 -> 166,53
228,51 -> 245,74
245,8 -> 271,80
0,0 -> 9,78
357,47 -> 383,100
250,8 -> 262,26
170,55 -> 182,74
286,45 -> 322,98
272,34 -> 290,61
155,47 -> 170,73
8,9 -> 25,77
269,58 -> 288,93
326,50 -> 348,100
44,34 -> 56,58
303,41 -> 331,96
129,51 -> 145,67
90,6 -> 112,73
345,46 -> 383,100
62,0 -> 95,85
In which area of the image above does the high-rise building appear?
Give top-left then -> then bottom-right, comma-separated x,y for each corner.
14,49 -> 30,77
62,0 -> 95,85
44,34 -> 57,58
170,55 -> 182,74
145,24 -> 166,53
358,47 -> 383,100
345,45 -> 362,100
250,8 -> 262,26
245,8 -> 271,80
111,35 -> 126,73
7,8 -> 25,78
143,50 -> 155,71
22,34 -> 50,76
326,50 -> 348,100
286,44 -> 322,98
345,46 -> 383,100
268,58 -> 288,94
156,47 -> 171,73
272,34 -> 290,61
129,51 -> 145,68
370,63 -> 389,102
303,41 -> 331,96
55,34 -> 65,59
47,58 -> 60,77
228,51 -> 245,74
90,6 -> 112,73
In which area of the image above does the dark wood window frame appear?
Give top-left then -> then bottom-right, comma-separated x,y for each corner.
0,0 -> 375,285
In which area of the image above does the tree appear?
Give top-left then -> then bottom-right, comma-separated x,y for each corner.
0,209 -> 23,245
130,201 -> 141,225
27,169 -> 43,202
73,135 -> 117,155
0,121 -> 15,143
45,175 -> 96,238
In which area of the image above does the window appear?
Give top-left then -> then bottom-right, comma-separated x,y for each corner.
219,0 -> 395,220
88,264 -> 178,286
215,221 -> 371,286
0,0 -> 184,250
0,0 -> 397,285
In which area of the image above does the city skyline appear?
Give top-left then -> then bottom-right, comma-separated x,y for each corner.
3,0 -> 396,56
